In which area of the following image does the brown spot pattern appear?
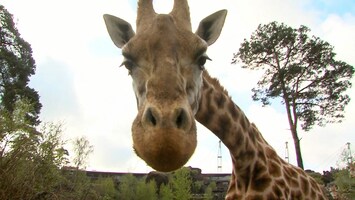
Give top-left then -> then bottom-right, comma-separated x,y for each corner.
251,176 -> 271,192
269,161 -> 281,177
257,150 -> 267,164
215,91 -> 226,108
291,190 -> 302,200
234,131 -> 244,148
197,72 -> 328,199
300,176 -> 310,195
229,101 -> 239,119
213,115 -> 231,141
246,194 -> 263,200
273,185 -> 283,198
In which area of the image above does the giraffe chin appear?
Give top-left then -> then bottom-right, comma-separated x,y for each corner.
132,118 -> 197,172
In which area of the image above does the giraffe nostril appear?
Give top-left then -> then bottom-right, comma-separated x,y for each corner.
144,107 -> 157,126
175,108 -> 188,129
142,106 -> 190,130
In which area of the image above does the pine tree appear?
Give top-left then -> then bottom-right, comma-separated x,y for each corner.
0,5 -> 41,126
234,22 -> 354,169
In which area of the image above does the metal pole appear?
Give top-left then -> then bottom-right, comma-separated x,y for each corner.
285,141 -> 289,163
346,142 -> 352,166
217,140 -> 222,172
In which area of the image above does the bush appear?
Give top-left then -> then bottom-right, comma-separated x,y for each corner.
334,169 -> 355,200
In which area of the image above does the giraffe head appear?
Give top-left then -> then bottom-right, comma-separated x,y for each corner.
104,0 -> 227,172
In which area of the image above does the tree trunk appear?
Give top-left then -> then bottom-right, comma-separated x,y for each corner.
275,49 -> 305,169
291,128 -> 304,169
283,92 -> 304,169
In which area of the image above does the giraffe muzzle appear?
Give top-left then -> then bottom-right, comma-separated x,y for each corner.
132,104 -> 197,172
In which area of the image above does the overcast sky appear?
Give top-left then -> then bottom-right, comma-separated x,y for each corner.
2,0 -> 354,173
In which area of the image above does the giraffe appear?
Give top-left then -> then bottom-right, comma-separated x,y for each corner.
103,0 -> 328,199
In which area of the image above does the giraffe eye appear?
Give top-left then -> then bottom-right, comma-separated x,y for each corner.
197,55 -> 211,70
120,59 -> 135,74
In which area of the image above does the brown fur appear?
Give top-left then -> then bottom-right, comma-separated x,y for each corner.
105,0 -> 211,172
197,71 -> 328,199
126,13 -> 205,171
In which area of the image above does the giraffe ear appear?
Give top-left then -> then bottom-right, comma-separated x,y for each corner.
195,10 -> 227,46
103,14 -> 135,48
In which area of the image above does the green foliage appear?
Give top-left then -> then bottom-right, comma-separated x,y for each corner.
38,122 -> 69,167
137,180 -> 157,200
205,181 -> 217,200
118,174 -> 138,199
159,183 -> 174,200
334,169 -> 355,200
192,180 -> 203,194
306,170 -> 324,185
60,170 -> 94,200
0,5 -> 41,126
92,177 -> 119,200
118,174 -> 158,200
172,167 -> 192,200
116,168 -> 196,200
0,100 -> 69,199
0,99 -> 109,200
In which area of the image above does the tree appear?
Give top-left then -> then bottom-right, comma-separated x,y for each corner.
117,174 -> 159,200
305,170 -> 324,185
171,167 -> 192,200
334,169 -> 355,200
159,183 -> 174,200
204,181 -> 216,200
118,174 -> 138,199
0,100 -> 69,199
92,177 -> 119,199
66,136 -> 94,199
0,5 -> 41,126
136,179 -> 157,200
233,21 -> 354,169
72,136 -> 94,170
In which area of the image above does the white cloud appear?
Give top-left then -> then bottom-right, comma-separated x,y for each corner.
318,14 -> 355,64
2,0 -> 354,174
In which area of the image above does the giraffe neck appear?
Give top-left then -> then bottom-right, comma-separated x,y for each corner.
196,71 -> 283,192
196,71 -> 270,155
196,71 -> 328,199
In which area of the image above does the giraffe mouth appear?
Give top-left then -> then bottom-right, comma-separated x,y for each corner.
131,104 -> 197,172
